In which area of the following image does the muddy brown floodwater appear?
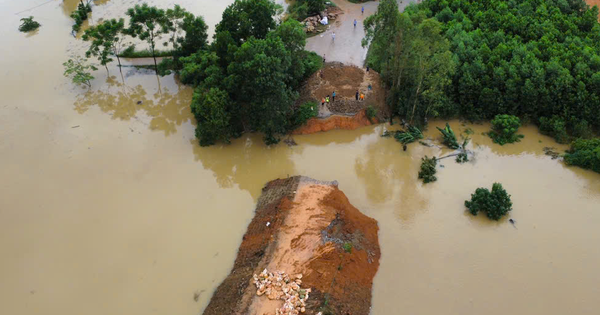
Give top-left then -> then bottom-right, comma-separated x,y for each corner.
1,1 -> 600,315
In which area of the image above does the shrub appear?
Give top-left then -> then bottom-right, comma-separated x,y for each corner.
366,105 -> 377,122
465,183 -> 512,221
291,101 -> 318,128
436,123 -> 459,149
488,114 -> 523,145
19,16 -> 41,32
71,1 -> 92,33
564,138 -> 600,173
539,116 -> 569,144
572,119 -> 593,139
191,87 -> 233,146
418,156 -> 437,183
343,242 -> 352,253
456,152 -> 468,163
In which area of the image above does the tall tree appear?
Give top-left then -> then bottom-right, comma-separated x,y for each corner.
215,0 -> 280,44
125,4 -> 168,72
82,18 -> 126,72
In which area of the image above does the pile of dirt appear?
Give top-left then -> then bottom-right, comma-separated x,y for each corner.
202,176 -> 381,315
296,62 -> 388,118
292,109 -> 378,135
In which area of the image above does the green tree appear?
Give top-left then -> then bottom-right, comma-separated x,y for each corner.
71,0 -> 92,34
564,138 -> 600,173
488,114 -> 524,145
191,87 -> 233,146
19,16 -> 41,32
125,4 -> 168,72
215,0 -> 279,44
465,183 -> 513,221
63,57 -> 97,88
418,156 -> 437,183
226,36 -> 296,144
82,19 -> 126,72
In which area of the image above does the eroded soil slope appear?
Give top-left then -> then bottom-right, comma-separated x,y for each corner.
202,176 -> 380,315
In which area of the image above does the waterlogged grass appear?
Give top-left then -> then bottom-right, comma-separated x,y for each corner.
118,45 -> 175,58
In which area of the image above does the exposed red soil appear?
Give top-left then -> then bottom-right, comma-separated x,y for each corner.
292,109 -> 378,135
202,177 -> 380,315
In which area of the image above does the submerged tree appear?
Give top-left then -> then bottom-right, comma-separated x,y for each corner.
488,114 -> 524,145
436,123 -> 459,149
71,0 -> 92,34
418,156 -> 437,183
19,16 -> 41,32
63,56 -> 97,88
125,4 -> 168,72
465,183 -> 513,221
82,18 -> 126,72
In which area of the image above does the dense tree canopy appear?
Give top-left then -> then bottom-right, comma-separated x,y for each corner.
181,0 -> 322,145
366,0 -> 600,140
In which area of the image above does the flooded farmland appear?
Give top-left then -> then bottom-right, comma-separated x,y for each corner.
1,1 -> 600,315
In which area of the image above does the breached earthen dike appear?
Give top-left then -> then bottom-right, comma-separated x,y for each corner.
202,176 -> 381,315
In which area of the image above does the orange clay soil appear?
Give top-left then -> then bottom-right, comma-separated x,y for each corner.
202,176 -> 381,315
292,109 -> 378,135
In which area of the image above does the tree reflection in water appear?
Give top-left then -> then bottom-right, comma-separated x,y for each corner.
73,73 -> 193,136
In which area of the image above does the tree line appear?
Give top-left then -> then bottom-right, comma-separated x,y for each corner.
72,0 -> 321,146
178,0 -> 322,145
364,0 -> 599,143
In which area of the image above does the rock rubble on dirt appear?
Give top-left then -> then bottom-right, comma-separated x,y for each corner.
253,269 -> 311,315
302,7 -> 342,33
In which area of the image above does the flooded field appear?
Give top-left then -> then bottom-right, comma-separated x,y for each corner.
1,1 -> 600,315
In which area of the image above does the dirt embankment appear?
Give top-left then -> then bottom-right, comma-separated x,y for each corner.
296,62 -> 388,117
292,109 -> 378,135
202,176 -> 381,315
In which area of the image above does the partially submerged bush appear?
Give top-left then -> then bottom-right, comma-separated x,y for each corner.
291,101 -> 318,128
366,105 -> 377,122
456,152 -> 468,163
465,183 -> 512,221
539,116 -> 569,144
418,156 -> 437,183
19,16 -> 41,32
488,114 -> 523,145
383,126 -> 423,146
564,138 -> 600,173
71,0 -> 92,34
437,123 -> 459,149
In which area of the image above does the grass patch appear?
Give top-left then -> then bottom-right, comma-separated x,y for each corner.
118,45 -> 175,58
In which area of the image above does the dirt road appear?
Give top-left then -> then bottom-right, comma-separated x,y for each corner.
305,0 -> 416,66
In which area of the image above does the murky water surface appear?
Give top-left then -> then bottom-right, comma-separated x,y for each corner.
1,1 -> 600,315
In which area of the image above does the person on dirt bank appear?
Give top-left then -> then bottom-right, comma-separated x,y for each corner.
355,90 -> 359,101
326,95 -> 330,105
332,91 -> 336,102
360,92 -> 365,101
321,97 -> 325,106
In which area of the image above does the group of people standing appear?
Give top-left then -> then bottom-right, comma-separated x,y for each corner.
321,91 -> 336,107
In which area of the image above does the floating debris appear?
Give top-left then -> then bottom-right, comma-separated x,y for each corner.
253,269 -> 310,315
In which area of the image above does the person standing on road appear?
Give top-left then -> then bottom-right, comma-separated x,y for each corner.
354,19 -> 357,28
361,6 -> 364,14
332,32 -> 335,41
332,91 -> 336,102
